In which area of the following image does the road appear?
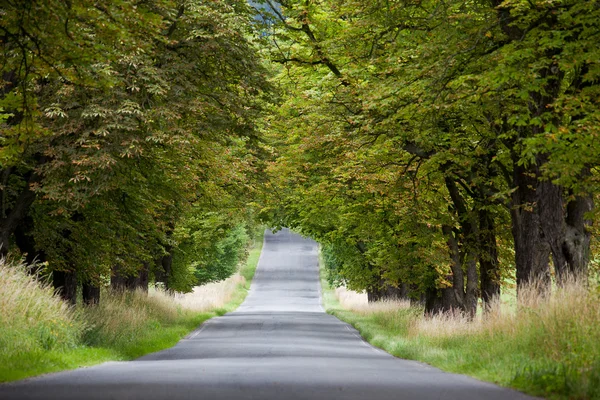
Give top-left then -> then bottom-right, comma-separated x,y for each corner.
0,228 -> 536,399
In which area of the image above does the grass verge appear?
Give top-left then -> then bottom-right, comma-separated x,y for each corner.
0,230 -> 264,383
319,258 -> 600,400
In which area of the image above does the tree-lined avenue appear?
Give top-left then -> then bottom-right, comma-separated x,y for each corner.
0,229 -> 537,400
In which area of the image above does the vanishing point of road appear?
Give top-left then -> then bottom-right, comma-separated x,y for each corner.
0,229 -> 537,399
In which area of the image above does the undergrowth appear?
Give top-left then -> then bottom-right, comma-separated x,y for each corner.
0,230 -> 264,383
323,269 -> 600,399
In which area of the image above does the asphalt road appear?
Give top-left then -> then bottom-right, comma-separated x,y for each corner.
0,228 -> 537,399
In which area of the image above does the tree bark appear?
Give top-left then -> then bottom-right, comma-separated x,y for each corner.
538,178 -> 593,284
131,262 -> 150,292
0,153 -> 47,257
111,263 -> 149,292
14,214 -> 46,272
492,0 -> 563,298
53,270 -> 77,305
443,178 -> 479,318
424,284 -> 459,315
464,255 -> 479,319
82,282 -> 100,305
442,224 -> 466,308
479,208 -> 501,310
367,279 -> 410,302
0,174 -> 38,256
111,265 -> 128,291
160,252 -> 173,291
510,161 -> 551,295
563,192 -> 593,281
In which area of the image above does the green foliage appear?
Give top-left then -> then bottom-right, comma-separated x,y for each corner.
171,211 -> 254,291
194,224 -> 250,285
261,0 -> 600,308
239,230 -> 264,286
1,0 -> 272,295
322,241 -> 374,291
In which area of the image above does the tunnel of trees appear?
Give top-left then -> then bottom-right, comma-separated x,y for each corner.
1,0 -> 599,315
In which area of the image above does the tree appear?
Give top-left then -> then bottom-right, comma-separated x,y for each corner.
260,0 -> 600,315
1,0 -> 273,303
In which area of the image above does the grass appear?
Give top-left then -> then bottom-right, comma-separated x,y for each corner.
320,263 -> 600,400
169,274 -> 247,313
0,230 -> 264,383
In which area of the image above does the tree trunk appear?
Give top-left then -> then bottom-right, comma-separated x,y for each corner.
410,283 -> 426,307
464,255 -> 479,319
538,183 -> 593,283
14,215 -> 46,272
441,224 -> 477,317
443,178 -> 479,319
537,177 -> 568,274
442,224 -> 465,306
82,282 -> 100,305
424,285 -> 459,315
111,265 -> 128,291
130,262 -> 149,292
160,252 -> 173,291
555,66 -> 594,283
111,263 -> 149,292
563,193 -> 593,281
53,270 -> 77,305
367,279 -> 409,302
510,162 -> 551,295
479,208 -> 501,310
0,175 -> 38,256
493,0 -> 565,298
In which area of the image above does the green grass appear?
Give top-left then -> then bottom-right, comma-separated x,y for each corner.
319,260 -> 600,400
221,230 -> 264,312
0,230 -> 264,383
0,313 -> 208,382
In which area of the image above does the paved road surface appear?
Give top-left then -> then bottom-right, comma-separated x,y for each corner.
0,228 -> 537,399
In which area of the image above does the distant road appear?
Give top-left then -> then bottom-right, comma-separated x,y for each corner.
0,228 -> 537,399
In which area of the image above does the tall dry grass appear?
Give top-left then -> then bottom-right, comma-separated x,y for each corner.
83,288 -> 190,347
0,258 -> 84,354
335,286 -> 411,313
166,273 -> 246,312
335,281 -> 600,340
1,232 -> 262,382
405,280 -> 600,343
333,281 -> 600,398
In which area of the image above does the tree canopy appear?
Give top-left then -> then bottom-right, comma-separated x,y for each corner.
257,0 -> 600,315
1,0 -> 272,303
